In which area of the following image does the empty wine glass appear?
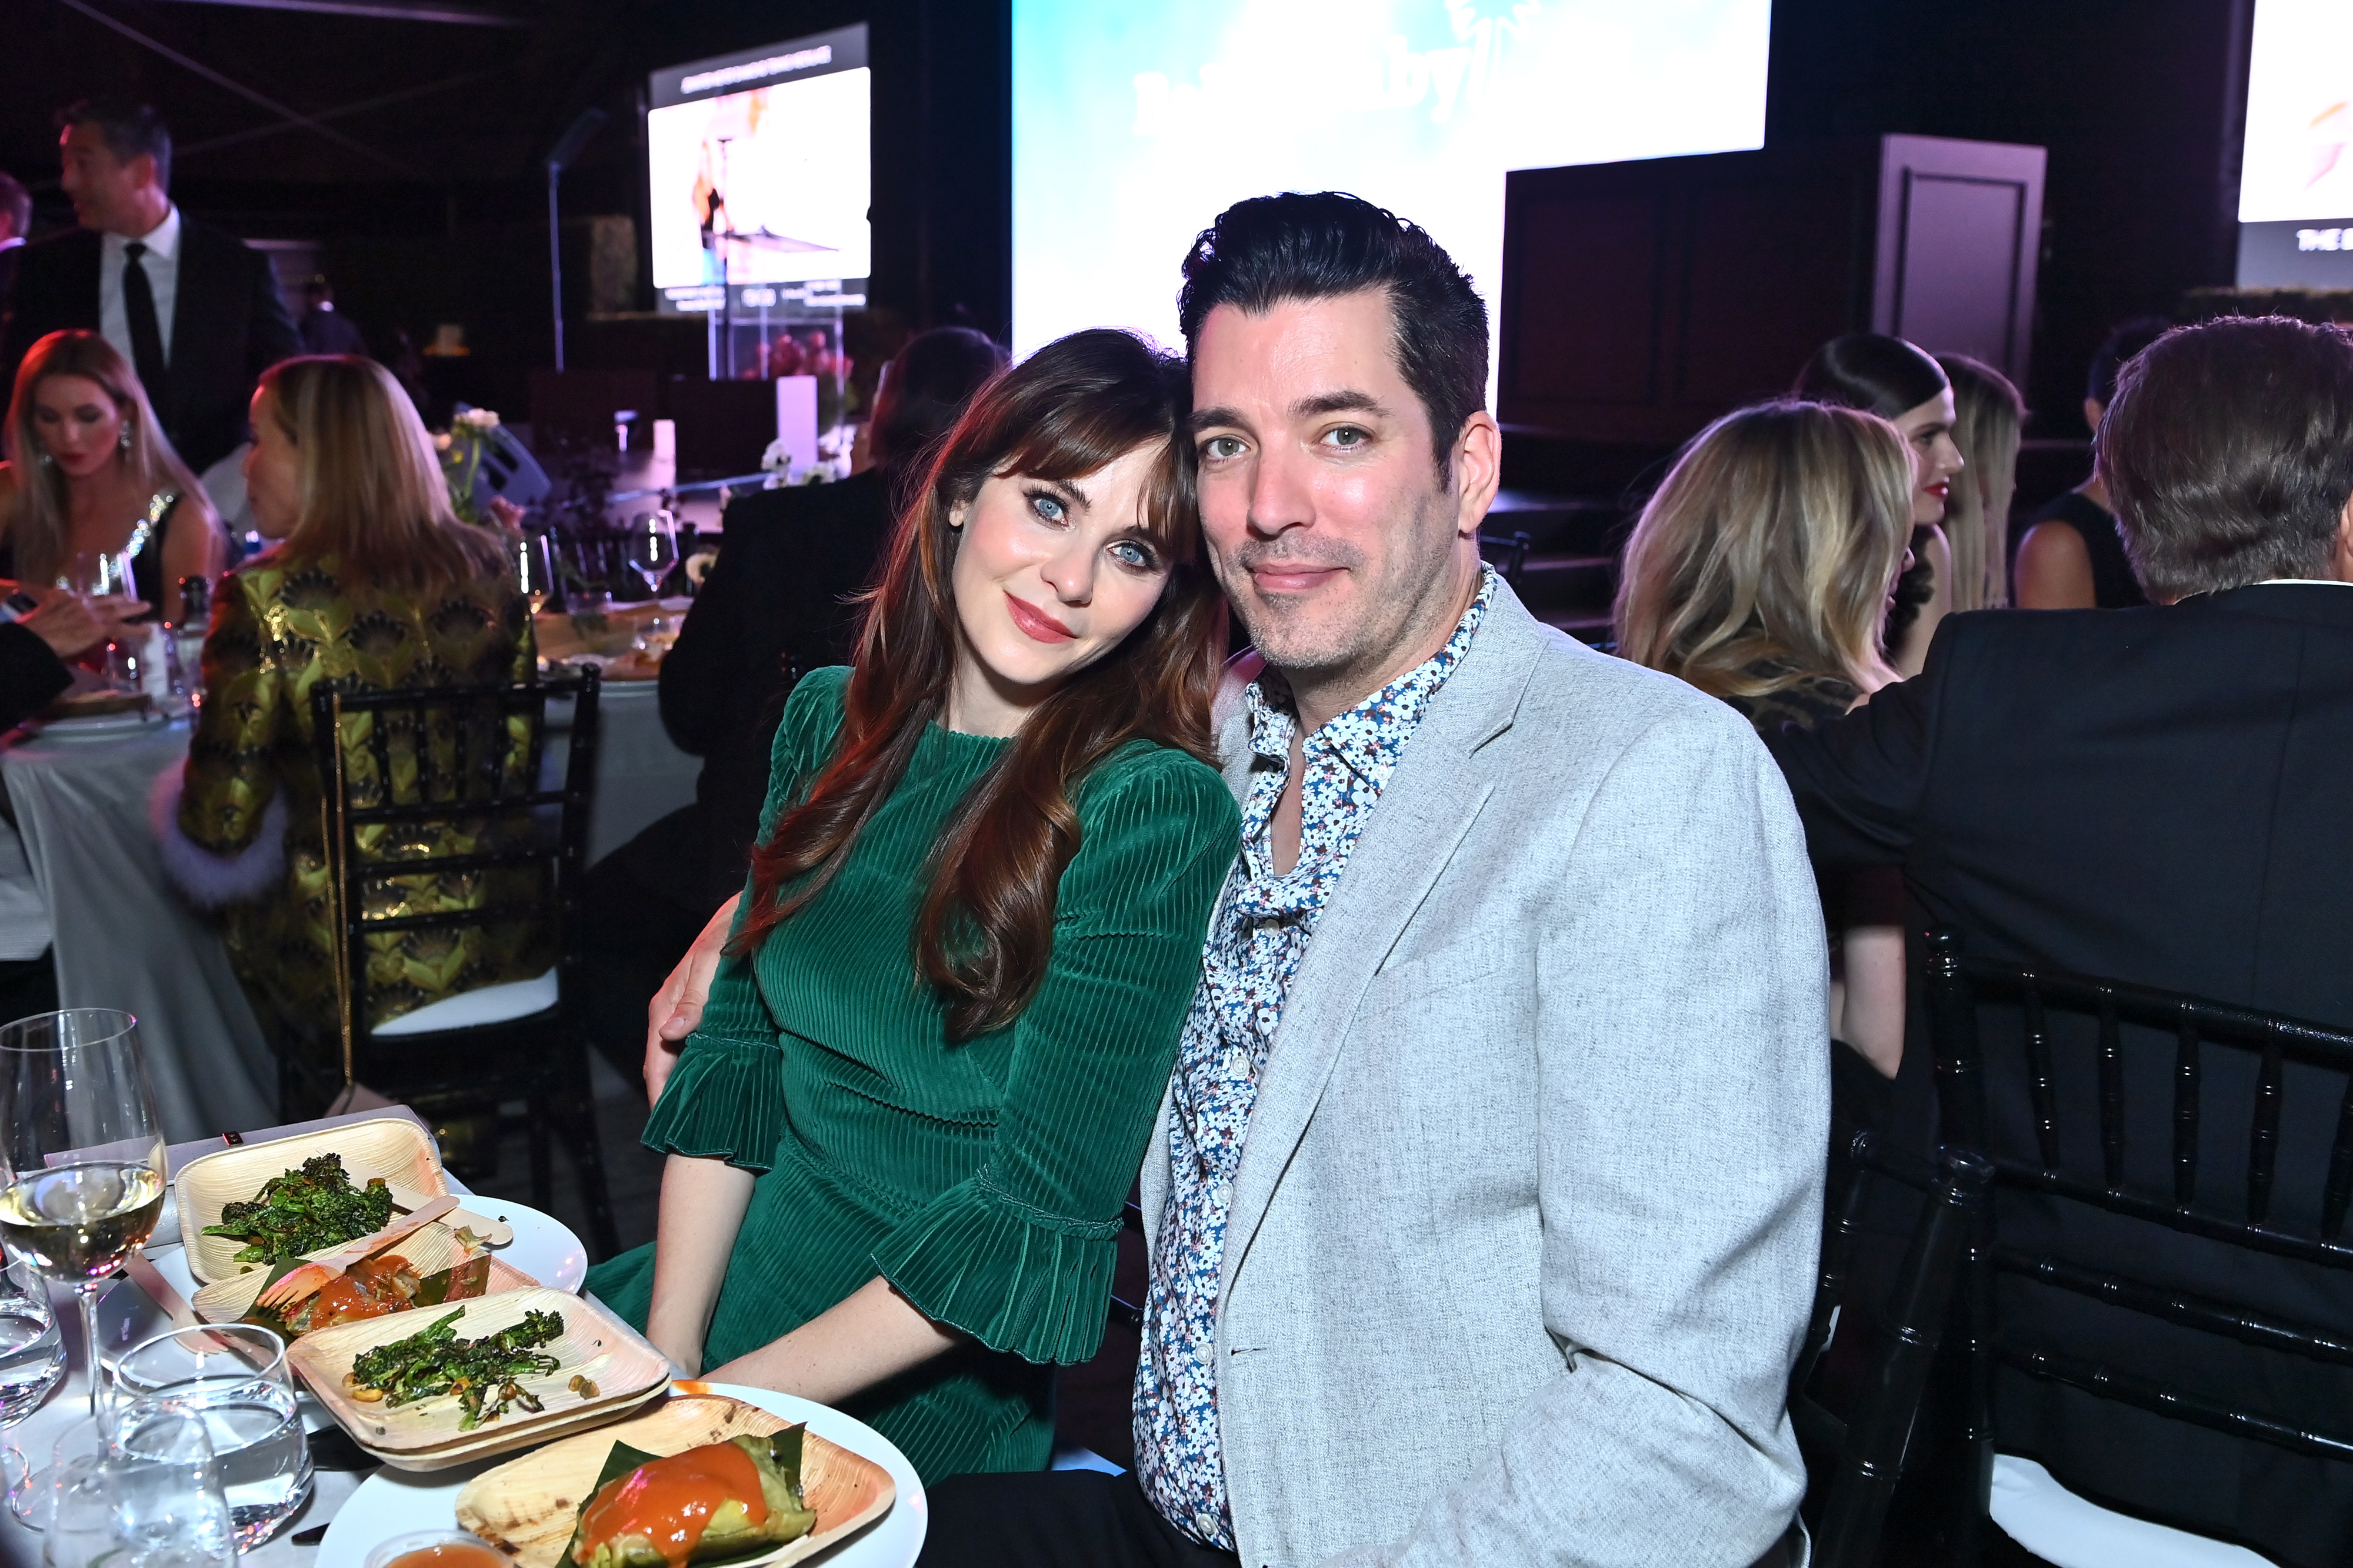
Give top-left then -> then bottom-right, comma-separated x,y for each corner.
628,511 -> 679,600
0,1009 -> 165,1529
45,1403 -> 233,1568
514,532 -> 558,616
0,1257 -> 65,1516
112,1326 -> 307,1552
58,553 -> 136,600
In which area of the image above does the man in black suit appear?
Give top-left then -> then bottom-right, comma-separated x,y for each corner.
1769,315 -> 2353,1567
0,171 -> 29,337
0,99 -> 299,475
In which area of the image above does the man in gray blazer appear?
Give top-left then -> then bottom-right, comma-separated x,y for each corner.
909,195 -> 1829,1566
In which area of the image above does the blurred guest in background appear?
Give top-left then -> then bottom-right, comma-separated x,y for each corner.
1,99 -> 301,475
153,356 -> 534,1066
2013,316 -> 2171,609
577,325 -> 1005,1086
1615,399 -> 1915,1079
0,330 -> 225,624
295,275 -> 368,358
0,170 -> 30,326
1768,315 -> 2353,1566
1935,352 -> 2025,611
586,329 -> 1235,1484
1795,333 -> 1961,675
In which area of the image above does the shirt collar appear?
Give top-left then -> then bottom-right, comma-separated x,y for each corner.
2254,578 -> 2353,587
0,236 -> 22,252
104,204 -> 180,261
1245,563 -> 1499,773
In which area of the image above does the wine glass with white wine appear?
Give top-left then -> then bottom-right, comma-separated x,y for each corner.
628,510 -> 679,601
515,532 -> 558,616
0,1012 -> 164,1455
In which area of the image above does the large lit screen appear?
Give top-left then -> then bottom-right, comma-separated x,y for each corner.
2239,0 -> 2353,223
648,25 -> 871,292
1012,1 -> 1772,364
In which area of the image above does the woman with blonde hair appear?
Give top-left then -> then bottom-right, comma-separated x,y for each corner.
1615,399 -> 1914,1075
1935,352 -> 2026,611
0,330 -> 226,624
155,354 -> 536,1059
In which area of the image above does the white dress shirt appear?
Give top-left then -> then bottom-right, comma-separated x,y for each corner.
100,204 -> 182,370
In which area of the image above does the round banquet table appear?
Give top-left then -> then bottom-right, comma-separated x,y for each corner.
0,688 -> 696,1146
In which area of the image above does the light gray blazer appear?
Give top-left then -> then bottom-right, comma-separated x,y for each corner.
1139,581 -> 1828,1567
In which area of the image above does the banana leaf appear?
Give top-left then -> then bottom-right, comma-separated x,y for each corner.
565,1428 -> 814,1568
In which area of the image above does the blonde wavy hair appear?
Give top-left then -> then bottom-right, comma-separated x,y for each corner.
1936,353 -> 2026,610
255,356 -> 507,595
1615,400 -> 1915,699
3,330 -> 215,588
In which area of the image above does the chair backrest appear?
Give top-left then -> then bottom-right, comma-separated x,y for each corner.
308,669 -> 600,1083
1921,927 -> 2353,1479
1791,1129 -> 1993,1568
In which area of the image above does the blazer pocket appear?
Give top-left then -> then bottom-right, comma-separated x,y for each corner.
1357,943 -> 1518,1024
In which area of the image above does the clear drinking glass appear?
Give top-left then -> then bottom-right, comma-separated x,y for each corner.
112,1325 -> 308,1552
45,1404 -> 234,1568
58,553 -> 136,599
0,1256 -> 65,1513
0,1008 -> 166,1516
628,510 -> 679,599
515,533 -> 558,616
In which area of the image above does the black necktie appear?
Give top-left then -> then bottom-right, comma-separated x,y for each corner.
121,241 -> 169,408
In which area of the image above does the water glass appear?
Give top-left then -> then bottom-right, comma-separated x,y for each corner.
0,1256 -> 64,1512
112,1325 -> 308,1552
45,1404 -> 234,1568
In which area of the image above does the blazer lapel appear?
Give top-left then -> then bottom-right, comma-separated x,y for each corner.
1217,585 -> 1551,1298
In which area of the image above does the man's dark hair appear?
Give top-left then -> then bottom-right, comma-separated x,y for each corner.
2088,315 -> 2172,409
2101,315 -> 2353,599
1177,191 -> 1488,478
56,98 -> 172,192
870,326 -> 1006,474
0,171 -> 29,241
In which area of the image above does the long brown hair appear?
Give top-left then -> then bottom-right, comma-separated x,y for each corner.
733,328 -> 1223,1038
4,330 -> 216,587
256,356 -> 506,595
1615,400 -> 1913,699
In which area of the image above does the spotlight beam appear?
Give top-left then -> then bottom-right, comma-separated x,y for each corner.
145,0 -> 527,25
54,0 -> 432,180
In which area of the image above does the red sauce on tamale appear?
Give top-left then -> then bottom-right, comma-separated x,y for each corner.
575,1442 -> 770,1568
305,1253 -> 414,1324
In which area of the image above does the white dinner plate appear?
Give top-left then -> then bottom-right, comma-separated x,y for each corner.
30,709 -> 169,741
315,1383 -> 926,1568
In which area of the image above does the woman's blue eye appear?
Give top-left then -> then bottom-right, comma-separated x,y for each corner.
1029,492 -> 1066,522
1110,541 -> 1153,569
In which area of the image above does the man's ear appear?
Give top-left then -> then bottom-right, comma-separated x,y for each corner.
2334,491 -> 2353,584
1453,412 -> 1502,539
2082,397 -> 2104,437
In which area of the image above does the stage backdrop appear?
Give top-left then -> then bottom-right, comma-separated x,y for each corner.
1011,0 -> 1773,384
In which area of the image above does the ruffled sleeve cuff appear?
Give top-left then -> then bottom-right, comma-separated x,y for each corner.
871,1176 -> 1122,1366
639,1033 -> 787,1173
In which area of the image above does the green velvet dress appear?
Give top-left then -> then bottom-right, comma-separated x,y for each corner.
585,666 -> 1237,1484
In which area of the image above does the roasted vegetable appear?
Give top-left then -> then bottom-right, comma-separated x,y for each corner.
201,1153 -> 395,1263
570,1430 -> 816,1568
345,1307 -> 565,1429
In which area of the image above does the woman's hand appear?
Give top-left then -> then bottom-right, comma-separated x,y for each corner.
19,590 -> 146,660
645,893 -> 739,1103
486,496 -> 526,536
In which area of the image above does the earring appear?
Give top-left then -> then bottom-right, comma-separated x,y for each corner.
118,426 -> 132,454
35,450 -> 52,468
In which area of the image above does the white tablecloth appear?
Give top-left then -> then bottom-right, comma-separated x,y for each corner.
0,690 -> 699,1146
0,718 -> 276,1145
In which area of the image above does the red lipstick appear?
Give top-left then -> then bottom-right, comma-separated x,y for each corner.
1005,591 -> 1075,643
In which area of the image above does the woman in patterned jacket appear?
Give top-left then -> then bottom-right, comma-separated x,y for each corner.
155,355 -> 538,1070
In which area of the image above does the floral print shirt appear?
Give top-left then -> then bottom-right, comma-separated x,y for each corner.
1133,567 -> 1498,1549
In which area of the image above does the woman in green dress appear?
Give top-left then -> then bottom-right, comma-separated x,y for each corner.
156,355 -> 538,1066
584,328 -> 1238,1483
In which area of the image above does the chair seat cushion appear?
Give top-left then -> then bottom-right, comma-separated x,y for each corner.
1991,1454 -> 2277,1567
371,967 -> 559,1037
